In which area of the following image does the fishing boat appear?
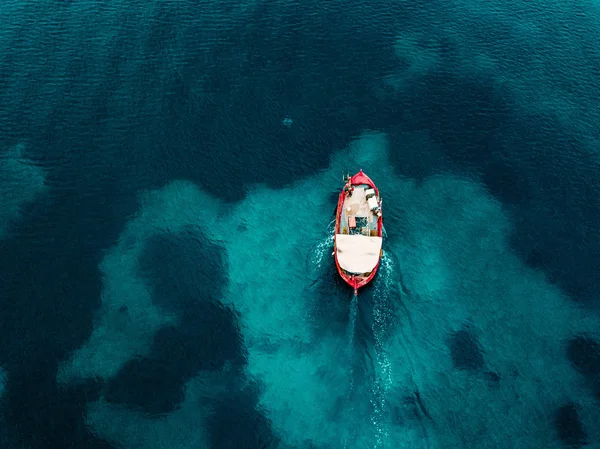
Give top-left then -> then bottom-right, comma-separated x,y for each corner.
333,169 -> 383,295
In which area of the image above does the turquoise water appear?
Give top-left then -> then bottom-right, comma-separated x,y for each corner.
1,0 -> 600,448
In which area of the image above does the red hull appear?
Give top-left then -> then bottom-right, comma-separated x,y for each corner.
333,169 -> 383,295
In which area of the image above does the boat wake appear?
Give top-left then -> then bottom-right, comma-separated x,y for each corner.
347,292 -> 359,350
306,218 -> 336,279
342,292 -> 359,449
369,252 -> 396,448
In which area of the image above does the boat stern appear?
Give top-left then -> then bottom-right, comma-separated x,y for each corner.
333,256 -> 381,295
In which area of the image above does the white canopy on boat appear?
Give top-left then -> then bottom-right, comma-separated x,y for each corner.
335,234 -> 382,274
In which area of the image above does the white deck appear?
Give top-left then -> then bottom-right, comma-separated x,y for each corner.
344,186 -> 371,217
335,234 -> 382,274
339,185 -> 380,237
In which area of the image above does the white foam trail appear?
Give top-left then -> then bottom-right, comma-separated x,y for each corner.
348,293 -> 359,349
307,218 -> 336,273
343,292 -> 359,449
370,252 -> 395,448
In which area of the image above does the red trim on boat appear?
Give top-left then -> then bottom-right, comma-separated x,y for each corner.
333,169 -> 383,295
350,169 -> 377,192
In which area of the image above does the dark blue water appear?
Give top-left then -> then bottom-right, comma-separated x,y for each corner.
1,0 -> 600,447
